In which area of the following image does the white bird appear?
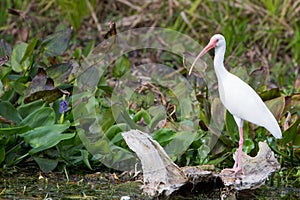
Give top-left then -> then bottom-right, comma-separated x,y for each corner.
189,34 -> 282,174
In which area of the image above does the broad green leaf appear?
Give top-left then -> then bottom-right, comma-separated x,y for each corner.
25,68 -> 48,96
225,111 -> 237,141
78,128 -> 111,155
0,126 -> 31,135
265,96 -> 285,120
197,144 -> 210,160
243,138 -> 255,154
92,145 -> 136,171
104,123 -> 129,140
294,132 -> 300,146
83,40 -> 95,57
46,63 -> 74,85
208,152 -> 231,165
0,147 -> 5,164
40,28 -> 72,57
33,157 -> 58,173
80,149 -> 92,170
110,132 -> 126,144
149,105 -> 166,130
165,131 -> 199,160
0,66 -> 12,80
11,42 -> 31,72
21,37 -> 38,63
73,47 -> 82,59
17,100 -> 45,119
98,110 -> 115,133
152,128 -> 175,146
112,55 -> 130,78
0,101 -> 22,124
10,81 -> 26,95
24,68 -> 64,103
20,107 -> 56,128
133,109 -> 151,125
24,88 -> 64,103
260,88 -> 281,101
279,118 -> 300,145
284,94 -> 300,114
20,123 -> 73,154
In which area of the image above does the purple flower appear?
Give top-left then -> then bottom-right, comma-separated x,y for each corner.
59,99 -> 69,113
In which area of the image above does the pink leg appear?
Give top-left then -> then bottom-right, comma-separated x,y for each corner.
222,126 -> 244,175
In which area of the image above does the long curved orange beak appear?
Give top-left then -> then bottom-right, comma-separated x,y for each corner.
188,38 -> 217,75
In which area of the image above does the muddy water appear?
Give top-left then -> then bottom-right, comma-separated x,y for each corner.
1,164 -> 299,199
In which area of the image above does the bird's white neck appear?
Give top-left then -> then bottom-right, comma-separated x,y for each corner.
214,44 -> 228,80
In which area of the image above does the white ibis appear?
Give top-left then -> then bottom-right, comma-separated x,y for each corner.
189,34 -> 282,174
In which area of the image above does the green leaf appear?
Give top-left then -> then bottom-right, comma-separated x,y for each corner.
0,101 -> 22,124
99,109 -> 119,133
133,109 -> 151,125
208,153 -> 231,165
25,68 -> 48,96
20,107 -> 56,128
10,81 -> 26,95
73,47 -> 82,59
78,128 -> 111,155
104,123 -> 129,140
21,37 -> 38,63
112,55 -> 130,78
243,138 -> 255,154
20,123 -> 73,154
83,40 -> 95,57
0,66 -> 11,80
152,128 -> 175,146
265,96 -> 285,120
260,88 -> 281,101
40,28 -> 72,57
17,100 -> 45,119
24,88 -> 64,103
225,111 -> 237,141
110,132 -> 124,144
280,118 -> 300,145
148,105 -> 166,130
165,131 -> 199,160
0,147 -> 5,164
80,149 -> 92,170
0,126 -> 31,135
11,42 -> 31,72
46,63 -> 74,85
33,157 -> 58,173
197,144 -> 210,160
24,68 -> 64,103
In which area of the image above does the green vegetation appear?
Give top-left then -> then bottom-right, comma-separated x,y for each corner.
0,0 -> 299,198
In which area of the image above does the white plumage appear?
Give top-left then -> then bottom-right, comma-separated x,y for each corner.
189,34 -> 282,174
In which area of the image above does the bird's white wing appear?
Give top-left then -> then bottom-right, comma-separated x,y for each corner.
219,73 -> 282,139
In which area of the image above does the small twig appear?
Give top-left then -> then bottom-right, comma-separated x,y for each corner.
86,0 -> 102,32
180,11 -> 198,37
116,0 -> 141,11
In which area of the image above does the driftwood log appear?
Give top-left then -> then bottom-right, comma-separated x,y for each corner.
122,129 -> 280,198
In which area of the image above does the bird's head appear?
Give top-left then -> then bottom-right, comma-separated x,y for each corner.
210,34 -> 225,48
189,34 -> 226,75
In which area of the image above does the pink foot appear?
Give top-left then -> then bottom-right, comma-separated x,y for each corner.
221,126 -> 245,175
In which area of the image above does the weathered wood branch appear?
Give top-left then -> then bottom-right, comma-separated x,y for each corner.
122,129 -> 188,196
122,129 -> 280,198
